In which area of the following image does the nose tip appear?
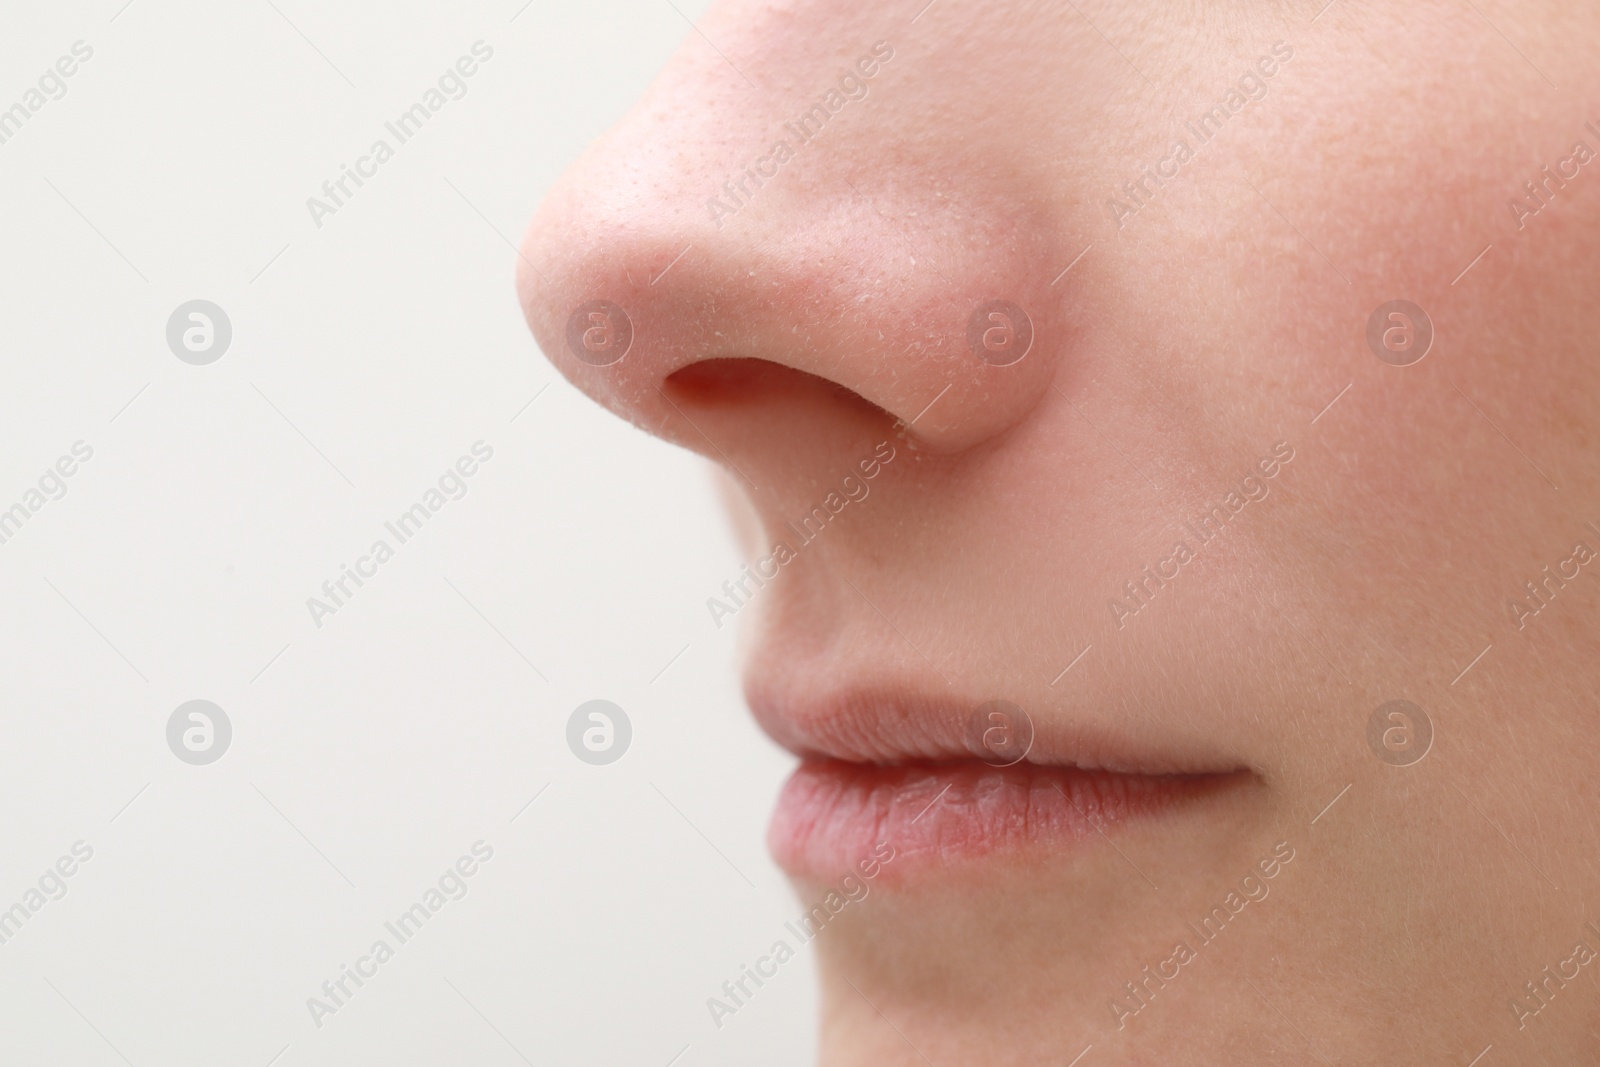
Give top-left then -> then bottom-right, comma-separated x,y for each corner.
517,114 -> 1068,460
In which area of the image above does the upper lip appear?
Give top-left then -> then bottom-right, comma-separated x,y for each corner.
745,677 -> 1244,778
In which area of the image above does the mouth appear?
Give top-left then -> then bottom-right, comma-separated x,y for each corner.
770,760 -> 1245,879
753,683 -> 1255,880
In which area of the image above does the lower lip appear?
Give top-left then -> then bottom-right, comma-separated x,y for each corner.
768,759 -> 1233,880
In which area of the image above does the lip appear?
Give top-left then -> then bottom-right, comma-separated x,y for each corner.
751,683 -> 1252,881
748,681 -> 1242,777
769,759 -> 1244,880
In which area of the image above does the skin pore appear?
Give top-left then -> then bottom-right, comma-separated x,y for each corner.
519,1 -> 1600,1063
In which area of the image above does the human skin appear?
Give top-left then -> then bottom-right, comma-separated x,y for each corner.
518,1 -> 1600,1063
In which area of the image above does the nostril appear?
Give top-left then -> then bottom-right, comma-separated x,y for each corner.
664,357 -> 890,421
522,170 -> 1061,458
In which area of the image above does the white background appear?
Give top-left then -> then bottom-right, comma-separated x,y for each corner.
0,2 -> 811,1063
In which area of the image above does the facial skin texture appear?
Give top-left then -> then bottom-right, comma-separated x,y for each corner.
519,2 -> 1600,1064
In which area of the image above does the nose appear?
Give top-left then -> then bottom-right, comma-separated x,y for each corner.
517,24 -> 1074,476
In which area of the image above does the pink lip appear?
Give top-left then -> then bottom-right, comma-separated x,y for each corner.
768,759 -> 1238,880
746,681 -> 1235,777
745,676 -> 1251,880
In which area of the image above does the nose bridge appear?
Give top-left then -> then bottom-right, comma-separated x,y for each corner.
518,33 -> 1069,456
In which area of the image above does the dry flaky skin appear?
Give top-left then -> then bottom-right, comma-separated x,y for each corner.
769,759 -> 1247,876
519,1 -> 1600,1063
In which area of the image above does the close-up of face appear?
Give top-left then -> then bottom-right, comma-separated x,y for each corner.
518,1 -> 1600,1063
